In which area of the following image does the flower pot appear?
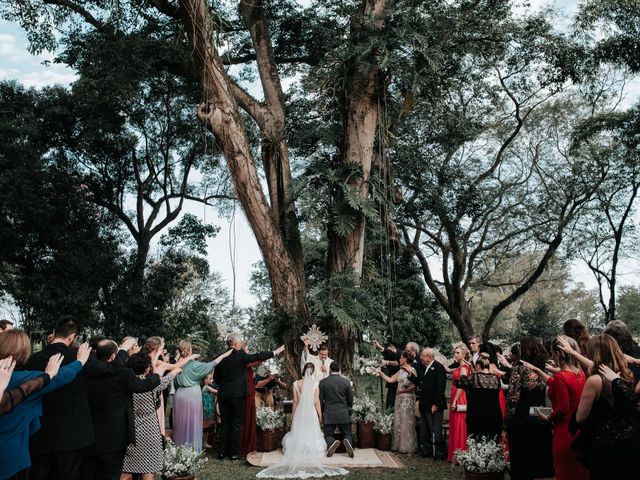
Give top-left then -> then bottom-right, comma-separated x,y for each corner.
258,428 -> 280,452
357,422 -> 375,449
374,432 -> 392,451
464,472 -> 505,480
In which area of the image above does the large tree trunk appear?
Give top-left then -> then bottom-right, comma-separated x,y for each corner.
325,0 -> 387,375
179,0 -> 309,374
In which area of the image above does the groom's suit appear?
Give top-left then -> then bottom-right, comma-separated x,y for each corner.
319,373 -> 354,447
214,348 -> 274,457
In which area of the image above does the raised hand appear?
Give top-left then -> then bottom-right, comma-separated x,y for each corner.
120,337 -> 138,353
76,343 -> 91,365
520,360 -> 541,374
556,336 -> 574,353
188,353 -> 201,361
45,353 -> 64,378
0,356 -> 16,392
274,345 -> 286,356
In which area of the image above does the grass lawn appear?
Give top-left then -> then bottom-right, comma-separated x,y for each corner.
196,453 -> 466,480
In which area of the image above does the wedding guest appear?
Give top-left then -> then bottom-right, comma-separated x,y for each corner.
603,320 -> 640,380
520,335 -> 588,480
22,317 -> 133,480
0,330 -> 90,479
172,340 -> 232,453
563,319 -> 590,355
254,372 -> 287,408
448,345 -> 471,461
374,350 -> 417,453
505,336 -> 553,480
121,353 -> 181,480
301,340 -> 333,383
81,339 -> 161,480
468,336 -> 482,366
372,339 -> 401,409
203,373 -> 217,421
408,348 -> 447,460
454,352 -> 502,441
575,334 -> 639,479
0,319 -> 14,332
214,333 -> 284,460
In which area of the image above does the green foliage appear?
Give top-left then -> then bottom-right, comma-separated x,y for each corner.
617,285 -> 640,334
160,214 -> 220,256
514,301 -> 559,343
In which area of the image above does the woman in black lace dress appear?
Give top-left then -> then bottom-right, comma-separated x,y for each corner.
454,353 -> 503,441
505,336 -> 553,480
576,334 -> 640,480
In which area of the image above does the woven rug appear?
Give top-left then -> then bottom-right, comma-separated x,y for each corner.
246,449 -> 402,468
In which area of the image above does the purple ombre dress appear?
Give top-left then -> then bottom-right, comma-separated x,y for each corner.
172,359 -> 219,452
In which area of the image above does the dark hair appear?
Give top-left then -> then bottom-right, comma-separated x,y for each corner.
401,350 -> 415,363
603,320 -> 635,356
96,339 -> 118,361
126,352 -> 152,375
0,319 -> 14,331
563,319 -> 589,353
302,362 -> 315,376
479,343 -> 498,365
520,336 -> 549,370
329,362 -> 340,372
510,344 -> 520,362
54,316 -> 79,339
318,344 -> 329,352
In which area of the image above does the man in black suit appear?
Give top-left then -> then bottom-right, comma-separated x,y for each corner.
408,348 -> 447,460
22,317 -> 135,480
319,362 -> 354,458
214,332 -> 285,459
81,339 -> 161,480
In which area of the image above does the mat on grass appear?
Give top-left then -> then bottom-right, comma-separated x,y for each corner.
246,449 -> 402,468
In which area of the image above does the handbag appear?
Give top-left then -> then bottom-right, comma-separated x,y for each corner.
455,404 -> 467,412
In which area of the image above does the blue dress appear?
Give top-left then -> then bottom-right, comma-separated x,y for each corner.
0,361 -> 83,478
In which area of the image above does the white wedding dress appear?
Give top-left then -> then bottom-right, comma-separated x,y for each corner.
256,371 -> 349,479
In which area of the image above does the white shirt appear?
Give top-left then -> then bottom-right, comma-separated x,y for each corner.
301,350 -> 333,384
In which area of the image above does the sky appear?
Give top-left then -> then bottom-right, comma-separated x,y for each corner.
0,1 -> 638,317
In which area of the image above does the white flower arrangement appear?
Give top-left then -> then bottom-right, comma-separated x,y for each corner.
353,354 -> 382,375
351,393 -> 380,423
256,357 -> 284,378
373,412 -> 394,435
454,437 -> 508,473
256,406 -> 285,431
162,439 -> 207,478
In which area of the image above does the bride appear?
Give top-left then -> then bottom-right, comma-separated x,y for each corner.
256,363 -> 348,479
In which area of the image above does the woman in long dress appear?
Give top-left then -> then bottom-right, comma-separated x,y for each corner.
374,351 -> 417,453
172,341 -> 233,453
448,346 -> 470,461
257,363 -> 348,479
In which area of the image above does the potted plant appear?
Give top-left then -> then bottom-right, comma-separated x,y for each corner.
351,394 -> 379,448
256,406 -> 285,452
454,437 -> 508,480
373,412 -> 394,451
162,439 -> 207,480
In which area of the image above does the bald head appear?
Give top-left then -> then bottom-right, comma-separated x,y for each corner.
96,339 -> 118,362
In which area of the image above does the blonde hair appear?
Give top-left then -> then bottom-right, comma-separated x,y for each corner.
178,340 -> 192,358
144,336 -> 164,355
0,330 -> 32,367
587,334 -> 633,383
454,344 -> 471,362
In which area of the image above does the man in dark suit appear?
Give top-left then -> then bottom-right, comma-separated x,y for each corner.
319,362 -> 354,458
214,332 -> 285,459
22,317 -> 135,480
408,348 -> 447,460
81,339 -> 161,480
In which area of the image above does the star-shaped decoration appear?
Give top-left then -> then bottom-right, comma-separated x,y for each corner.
300,324 -> 328,351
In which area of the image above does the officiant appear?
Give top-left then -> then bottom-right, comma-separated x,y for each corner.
301,339 -> 333,384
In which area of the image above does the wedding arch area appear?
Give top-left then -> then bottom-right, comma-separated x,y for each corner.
1,0 -> 639,478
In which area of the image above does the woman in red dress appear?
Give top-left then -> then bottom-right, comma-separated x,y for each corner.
521,335 -> 588,480
448,345 -> 471,462
240,344 -> 263,456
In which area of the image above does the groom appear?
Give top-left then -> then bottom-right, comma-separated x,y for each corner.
319,362 -> 354,458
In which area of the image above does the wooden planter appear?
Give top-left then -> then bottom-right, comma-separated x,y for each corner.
374,432 -> 392,451
357,422 -> 375,449
464,472 -> 505,480
258,428 -> 280,452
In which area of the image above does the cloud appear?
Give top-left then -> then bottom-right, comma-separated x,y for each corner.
20,69 -> 77,88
